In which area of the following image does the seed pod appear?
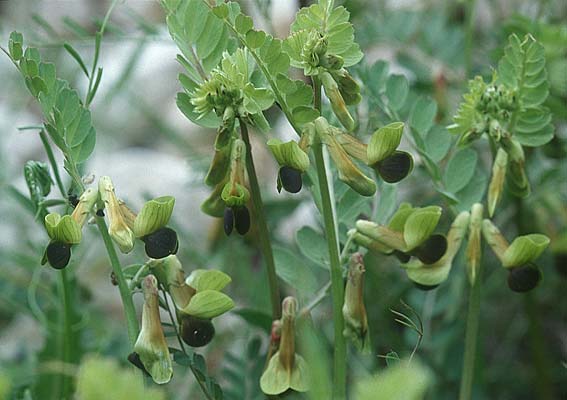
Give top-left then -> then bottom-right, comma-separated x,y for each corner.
278,166 -> 303,193
223,207 -> 234,236
180,315 -> 215,347
142,227 -> 179,259
234,206 -> 250,235
375,151 -> 414,183
46,241 -> 71,269
412,234 -> 448,265
507,264 -> 542,292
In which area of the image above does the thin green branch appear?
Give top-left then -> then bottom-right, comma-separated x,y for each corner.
459,270 -> 482,400
239,119 -> 281,320
313,78 -> 347,400
95,216 -> 139,346
58,269 -> 73,400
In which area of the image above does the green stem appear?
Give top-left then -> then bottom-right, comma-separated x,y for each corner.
459,271 -> 482,400
40,130 -> 67,197
95,216 -> 139,345
58,268 -> 73,399
239,120 -> 281,320
313,78 -> 347,400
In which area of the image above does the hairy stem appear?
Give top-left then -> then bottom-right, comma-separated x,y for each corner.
95,216 -> 139,345
313,78 -> 347,400
459,270 -> 482,400
239,120 -> 281,320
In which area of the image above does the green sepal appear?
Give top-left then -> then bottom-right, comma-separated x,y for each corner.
201,181 -> 227,217
315,118 -> 376,196
186,269 -> 232,292
133,196 -> 175,238
355,220 -> 406,251
45,213 -> 82,244
320,72 -> 355,131
342,254 -> 370,354
466,203 -> 483,285
487,148 -> 508,217
133,275 -> 173,384
259,352 -> 310,395
179,290 -> 234,319
403,211 -> 470,286
367,122 -> 404,165
502,234 -> 550,268
267,139 -> 310,172
349,229 -> 393,255
204,135 -> 233,187
221,182 -> 250,207
403,206 -> 442,251
71,188 -> 98,227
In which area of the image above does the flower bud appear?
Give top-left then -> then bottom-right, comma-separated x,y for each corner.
260,297 -> 309,395
133,196 -> 175,238
180,315 -> 215,347
98,176 -> 135,254
501,137 -> 530,197
142,227 -> 179,259
45,213 -> 82,244
315,118 -> 376,197
349,229 -> 393,255
402,211 -> 470,287
343,253 -> 370,353
133,275 -> 173,384
482,219 -> 550,268
205,124 -> 234,187
320,53 -> 344,71
367,122 -> 404,165
267,139 -> 310,172
334,132 -> 368,163
45,241 -> 72,269
70,188 -> 98,227
320,72 -> 355,131
331,69 -> 361,105
267,138 -> 310,194
355,220 -> 406,251
465,203 -> 483,285
487,148 -> 508,217
374,151 -> 414,183
402,206 -> 443,251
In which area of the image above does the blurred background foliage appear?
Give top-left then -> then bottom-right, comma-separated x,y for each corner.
0,0 -> 565,399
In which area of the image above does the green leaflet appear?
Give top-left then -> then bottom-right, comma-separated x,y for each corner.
498,35 -> 554,146
289,2 -> 363,68
7,32 -> 96,165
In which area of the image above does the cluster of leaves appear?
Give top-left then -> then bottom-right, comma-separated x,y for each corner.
8,33 -> 97,170
450,34 -> 553,147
